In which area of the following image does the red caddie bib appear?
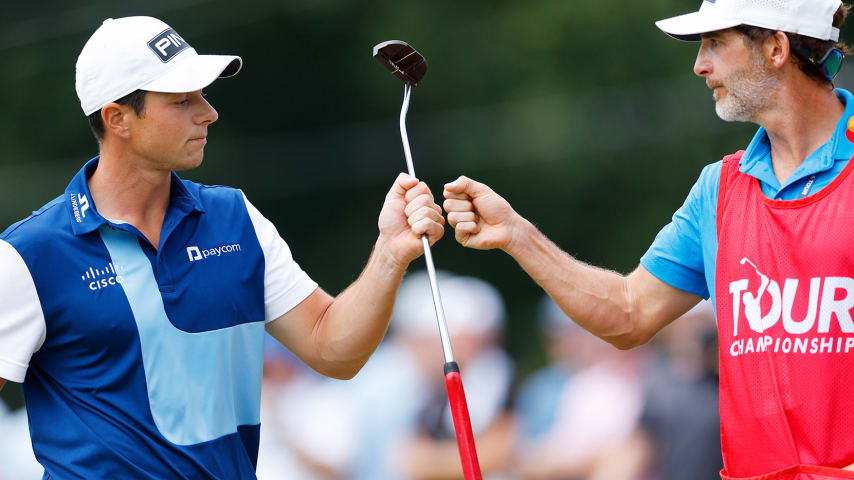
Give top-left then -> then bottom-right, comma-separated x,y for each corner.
715,151 -> 854,480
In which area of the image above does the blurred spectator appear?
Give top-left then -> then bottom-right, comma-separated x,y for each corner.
513,296 -> 648,480
631,301 -> 722,480
347,270 -> 517,480
256,336 -> 358,480
0,398 -> 42,479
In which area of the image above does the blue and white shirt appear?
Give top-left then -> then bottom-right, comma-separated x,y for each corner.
641,89 -> 854,305
0,158 -> 317,479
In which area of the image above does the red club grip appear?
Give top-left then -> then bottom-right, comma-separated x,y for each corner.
443,362 -> 483,480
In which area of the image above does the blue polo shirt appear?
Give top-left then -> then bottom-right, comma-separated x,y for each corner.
641,89 -> 854,305
0,158 -> 317,479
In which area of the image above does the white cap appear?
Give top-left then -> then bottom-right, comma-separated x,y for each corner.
75,16 -> 242,115
656,0 -> 842,42
392,270 -> 506,338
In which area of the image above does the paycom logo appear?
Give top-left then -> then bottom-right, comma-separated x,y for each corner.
186,243 -> 241,262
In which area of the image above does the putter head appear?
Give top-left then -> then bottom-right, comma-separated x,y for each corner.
372,40 -> 427,86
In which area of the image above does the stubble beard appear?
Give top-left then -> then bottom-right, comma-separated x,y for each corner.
714,53 -> 780,122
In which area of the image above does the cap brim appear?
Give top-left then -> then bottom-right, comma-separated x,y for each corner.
141,54 -> 242,93
655,11 -> 742,42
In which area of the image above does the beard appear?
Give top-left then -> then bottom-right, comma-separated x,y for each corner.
713,53 -> 780,122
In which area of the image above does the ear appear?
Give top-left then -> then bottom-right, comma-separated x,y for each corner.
101,102 -> 133,140
764,31 -> 791,70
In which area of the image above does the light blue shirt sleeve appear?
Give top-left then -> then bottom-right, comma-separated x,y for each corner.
640,161 -> 722,300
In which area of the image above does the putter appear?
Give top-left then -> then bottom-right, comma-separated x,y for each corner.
373,40 -> 483,480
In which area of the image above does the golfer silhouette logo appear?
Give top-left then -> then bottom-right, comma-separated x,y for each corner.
738,257 -> 782,336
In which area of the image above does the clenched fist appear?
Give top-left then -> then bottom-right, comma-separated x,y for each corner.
443,176 -> 525,252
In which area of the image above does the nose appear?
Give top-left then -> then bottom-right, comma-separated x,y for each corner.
694,45 -> 712,78
196,95 -> 218,125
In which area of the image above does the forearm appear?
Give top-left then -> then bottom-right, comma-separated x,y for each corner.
505,218 -> 645,349
444,176 -> 697,348
312,238 -> 408,378
0,378 -> 5,391
269,174 -> 443,379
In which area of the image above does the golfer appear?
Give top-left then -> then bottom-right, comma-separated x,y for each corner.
0,16 -> 444,479
444,1 -> 854,478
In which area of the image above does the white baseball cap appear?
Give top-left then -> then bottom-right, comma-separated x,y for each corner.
76,16 -> 242,116
656,0 -> 842,42
392,270 -> 506,338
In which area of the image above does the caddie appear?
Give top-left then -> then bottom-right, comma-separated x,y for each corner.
442,1 -> 854,478
0,16 -> 445,479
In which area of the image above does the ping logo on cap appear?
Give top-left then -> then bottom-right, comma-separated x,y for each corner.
147,28 -> 190,63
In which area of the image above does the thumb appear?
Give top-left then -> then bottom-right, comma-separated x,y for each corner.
444,175 -> 492,198
390,172 -> 418,198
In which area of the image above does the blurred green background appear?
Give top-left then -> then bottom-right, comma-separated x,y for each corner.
2,0 -> 853,409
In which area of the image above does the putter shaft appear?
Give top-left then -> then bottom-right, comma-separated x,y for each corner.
399,83 -> 455,364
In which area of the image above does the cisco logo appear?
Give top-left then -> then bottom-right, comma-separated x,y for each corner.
81,262 -> 123,291
187,243 -> 241,262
